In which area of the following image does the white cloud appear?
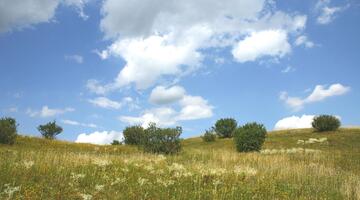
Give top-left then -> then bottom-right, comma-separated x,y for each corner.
91,0 -> 308,91
232,29 -> 291,63
295,35 -> 314,48
274,115 -> 315,130
177,95 -> 213,121
88,97 -> 122,109
316,0 -> 349,25
0,0 -> 90,33
281,65 -> 295,73
26,106 -> 75,118
65,54 -> 84,64
280,83 -> 350,111
75,131 -> 123,145
61,119 -> 97,128
149,85 -> 186,105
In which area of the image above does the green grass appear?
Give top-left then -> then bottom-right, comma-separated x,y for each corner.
1,128 -> 360,199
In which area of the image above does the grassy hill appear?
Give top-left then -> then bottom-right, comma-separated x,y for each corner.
1,128 -> 359,199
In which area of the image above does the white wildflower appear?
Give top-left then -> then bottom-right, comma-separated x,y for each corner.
80,193 -> 93,200
92,158 -> 111,167
234,166 -> 257,176
95,184 -> 104,191
2,184 -> 20,198
23,160 -> 34,169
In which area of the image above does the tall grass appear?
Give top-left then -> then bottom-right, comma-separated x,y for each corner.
0,129 -> 359,199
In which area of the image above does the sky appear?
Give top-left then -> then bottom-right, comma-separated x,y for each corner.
0,0 -> 359,144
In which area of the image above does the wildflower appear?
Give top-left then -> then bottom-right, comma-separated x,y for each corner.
111,178 -> 126,186
2,184 -> 20,199
137,177 -> 148,186
234,166 -> 257,176
80,193 -> 93,200
23,160 -> 34,169
95,184 -> 104,191
71,173 -> 86,180
92,158 -> 111,167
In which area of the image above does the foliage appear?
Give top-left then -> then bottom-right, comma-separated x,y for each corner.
312,115 -> 341,132
123,125 -> 145,145
142,123 -> 182,154
37,121 -> 63,140
234,122 -> 267,152
214,118 -> 237,138
111,140 -> 121,145
201,129 -> 216,142
0,117 -> 17,145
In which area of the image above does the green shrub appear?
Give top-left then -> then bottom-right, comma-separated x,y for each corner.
234,122 -> 267,152
142,123 -> 182,154
123,125 -> 144,145
0,117 -> 18,145
202,129 -> 216,142
37,121 -> 63,139
214,118 -> 237,138
111,140 -> 121,145
312,115 -> 341,132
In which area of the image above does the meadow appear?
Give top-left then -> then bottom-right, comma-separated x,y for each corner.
1,128 -> 359,199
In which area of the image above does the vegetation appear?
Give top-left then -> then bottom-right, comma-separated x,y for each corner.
234,122 -> 267,152
37,121 -> 63,140
201,129 -> 216,142
142,123 -> 182,154
1,128 -> 360,199
312,115 -> 341,132
213,118 -> 237,138
123,125 -> 144,145
111,140 -> 121,145
0,117 -> 17,145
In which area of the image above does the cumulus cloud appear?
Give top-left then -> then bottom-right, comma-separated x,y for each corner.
0,0 -> 90,33
149,85 -> 186,105
88,96 -> 138,110
177,95 -> 213,120
274,115 -> 315,130
90,0 -> 308,91
26,106 -> 75,118
61,119 -> 97,128
280,83 -> 350,111
75,131 -> 123,145
315,0 -> 349,25
295,35 -> 314,48
232,29 -> 291,63
65,54 -> 84,64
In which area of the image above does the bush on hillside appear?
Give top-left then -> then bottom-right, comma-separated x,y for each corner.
202,129 -> 216,142
312,115 -> 341,132
37,121 -> 63,140
111,140 -> 121,145
214,118 -> 237,138
234,122 -> 267,152
123,125 -> 144,145
142,123 -> 182,154
0,117 -> 18,145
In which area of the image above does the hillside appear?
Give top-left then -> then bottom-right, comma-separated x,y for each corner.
1,128 -> 359,199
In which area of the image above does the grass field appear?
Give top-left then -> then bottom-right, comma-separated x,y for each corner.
1,128 -> 360,199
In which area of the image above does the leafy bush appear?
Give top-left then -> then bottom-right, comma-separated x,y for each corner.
37,121 -> 63,139
202,129 -> 216,142
111,140 -> 121,145
142,123 -> 182,154
312,115 -> 341,132
234,122 -> 267,152
123,125 -> 144,145
214,118 -> 237,138
0,117 -> 18,145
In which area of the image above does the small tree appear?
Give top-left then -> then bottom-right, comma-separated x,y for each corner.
0,117 -> 18,145
123,125 -> 144,145
201,129 -> 216,142
214,118 -> 237,138
142,123 -> 182,154
37,121 -> 63,139
234,122 -> 267,152
111,140 -> 121,145
312,115 -> 341,132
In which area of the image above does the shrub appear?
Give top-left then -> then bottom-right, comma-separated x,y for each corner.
142,123 -> 182,154
37,121 -> 63,139
123,125 -> 144,145
202,129 -> 216,142
0,117 -> 18,145
214,118 -> 237,138
234,122 -> 267,152
312,115 -> 341,132
111,140 -> 121,145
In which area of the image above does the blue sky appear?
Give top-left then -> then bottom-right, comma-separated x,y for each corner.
0,0 -> 359,144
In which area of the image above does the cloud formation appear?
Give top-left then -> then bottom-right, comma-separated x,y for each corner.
149,85 -> 186,105
26,106 -> 74,118
61,119 -> 97,128
75,131 -> 123,145
316,0 -> 349,25
274,115 -> 315,130
280,83 -> 350,111
65,54 -> 84,64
